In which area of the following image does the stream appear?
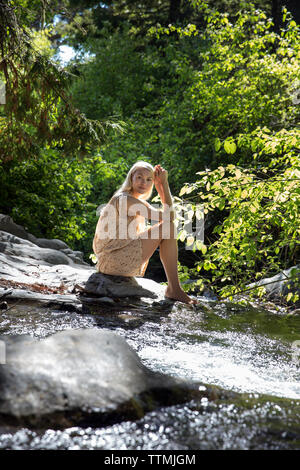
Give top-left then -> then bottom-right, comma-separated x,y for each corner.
0,296 -> 299,450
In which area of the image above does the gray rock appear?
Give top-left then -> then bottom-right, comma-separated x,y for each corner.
0,232 -> 75,266
247,265 -> 300,300
83,272 -> 164,299
0,287 -> 81,306
0,214 -> 31,241
0,213 -> 88,266
34,238 -> 69,251
0,329 -> 208,427
90,296 -> 115,304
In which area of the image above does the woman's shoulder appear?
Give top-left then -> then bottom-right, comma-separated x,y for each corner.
108,192 -> 127,204
108,191 -> 132,209
114,191 -> 138,203
113,190 -> 130,199
110,191 -> 144,208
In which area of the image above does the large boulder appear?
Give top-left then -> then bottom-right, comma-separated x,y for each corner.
0,214 -> 33,243
0,213 -> 94,304
0,214 -> 87,265
0,231 -> 77,266
0,329 -> 215,428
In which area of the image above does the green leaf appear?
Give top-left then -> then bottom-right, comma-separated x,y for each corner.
214,138 -> 221,151
178,230 -> 187,242
203,260 -> 211,271
201,244 -> 207,255
224,140 -> 237,154
186,236 -> 194,246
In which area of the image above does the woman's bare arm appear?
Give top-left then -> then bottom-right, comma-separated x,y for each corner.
154,165 -> 174,221
123,194 -> 163,222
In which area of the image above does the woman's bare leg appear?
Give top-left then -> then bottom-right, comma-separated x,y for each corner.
140,222 -> 163,262
160,236 -> 197,305
140,220 -> 197,304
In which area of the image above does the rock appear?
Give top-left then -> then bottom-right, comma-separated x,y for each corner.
0,213 -> 88,266
0,287 -> 82,306
83,272 -> 164,299
247,265 -> 300,301
0,231 -> 78,266
33,238 -> 69,251
88,296 -> 115,304
290,309 -> 300,316
0,329 -> 213,428
0,214 -> 32,242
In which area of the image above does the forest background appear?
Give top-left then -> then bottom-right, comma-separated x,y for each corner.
0,0 -> 299,303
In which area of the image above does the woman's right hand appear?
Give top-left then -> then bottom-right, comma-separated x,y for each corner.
154,164 -> 168,188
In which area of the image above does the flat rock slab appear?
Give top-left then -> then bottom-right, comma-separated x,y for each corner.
0,272 -> 168,313
0,329 -> 224,428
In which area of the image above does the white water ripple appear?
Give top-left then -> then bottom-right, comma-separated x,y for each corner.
137,331 -> 300,399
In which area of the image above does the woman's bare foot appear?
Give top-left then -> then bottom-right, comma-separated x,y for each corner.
165,287 -> 198,305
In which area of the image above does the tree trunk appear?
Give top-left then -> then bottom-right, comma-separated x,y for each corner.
169,0 -> 181,23
271,0 -> 280,32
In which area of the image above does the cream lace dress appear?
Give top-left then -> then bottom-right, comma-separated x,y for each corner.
93,192 -> 149,277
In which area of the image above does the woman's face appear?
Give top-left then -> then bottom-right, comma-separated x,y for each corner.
131,168 -> 153,198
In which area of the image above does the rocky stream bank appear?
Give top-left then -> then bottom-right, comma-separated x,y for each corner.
0,214 -> 299,449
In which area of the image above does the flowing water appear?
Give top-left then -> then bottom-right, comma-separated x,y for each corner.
0,296 -> 299,450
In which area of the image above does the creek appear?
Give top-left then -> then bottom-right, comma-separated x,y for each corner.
0,296 -> 299,450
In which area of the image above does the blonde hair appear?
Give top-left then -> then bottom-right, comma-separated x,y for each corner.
113,161 -> 154,201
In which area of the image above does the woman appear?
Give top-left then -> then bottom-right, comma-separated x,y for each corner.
93,161 -> 197,304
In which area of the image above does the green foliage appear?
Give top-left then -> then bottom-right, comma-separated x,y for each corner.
153,3 -> 299,171
0,147 -> 127,256
0,148 -> 92,244
70,29 -> 156,119
173,4 -> 300,302
59,0 -> 300,43
69,28 -> 207,190
1,0 -> 299,305
0,1 -> 122,163
0,0 -> 124,251
178,127 -> 300,301
72,2 -> 299,195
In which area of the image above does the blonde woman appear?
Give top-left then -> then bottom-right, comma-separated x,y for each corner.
93,161 -> 196,304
